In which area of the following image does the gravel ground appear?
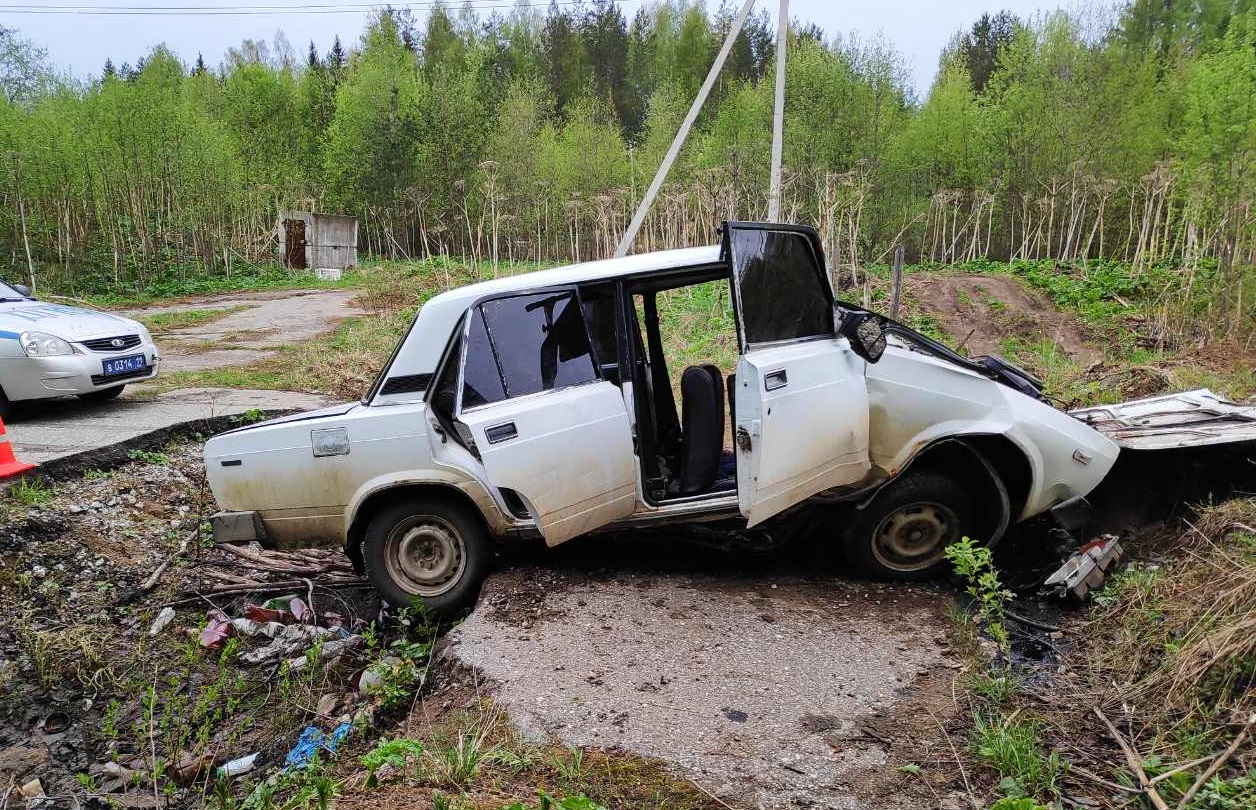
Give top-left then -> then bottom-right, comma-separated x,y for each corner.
446,564 -> 961,809
0,443 -> 372,803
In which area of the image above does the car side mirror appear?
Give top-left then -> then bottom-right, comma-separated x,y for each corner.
13,284 -> 31,298
838,311 -> 887,363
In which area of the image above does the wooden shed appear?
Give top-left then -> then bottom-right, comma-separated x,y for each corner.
279,212 -> 358,270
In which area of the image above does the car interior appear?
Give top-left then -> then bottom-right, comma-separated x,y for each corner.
579,265 -> 739,506
423,261 -> 743,513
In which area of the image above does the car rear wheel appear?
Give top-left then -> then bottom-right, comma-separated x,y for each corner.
0,386 -> 10,421
362,497 -> 490,615
78,385 -> 125,402
842,472 -> 972,581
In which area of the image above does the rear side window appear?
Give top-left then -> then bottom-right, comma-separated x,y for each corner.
460,291 -> 598,409
729,227 -> 833,346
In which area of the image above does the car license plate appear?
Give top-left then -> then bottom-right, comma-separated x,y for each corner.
102,353 -> 148,377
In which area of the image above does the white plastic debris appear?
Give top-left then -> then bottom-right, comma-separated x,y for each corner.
217,753 -> 258,778
148,607 -> 176,636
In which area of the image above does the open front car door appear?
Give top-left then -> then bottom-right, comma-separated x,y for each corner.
451,289 -> 638,546
724,222 -> 872,527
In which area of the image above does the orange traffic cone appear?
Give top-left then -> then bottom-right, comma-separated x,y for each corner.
0,415 -> 35,478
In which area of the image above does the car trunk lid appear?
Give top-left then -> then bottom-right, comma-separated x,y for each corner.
1070,389 -> 1256,450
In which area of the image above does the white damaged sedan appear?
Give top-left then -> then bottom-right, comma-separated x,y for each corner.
0,279 -> 160,416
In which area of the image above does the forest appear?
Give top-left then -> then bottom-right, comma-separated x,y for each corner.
0,0 -> 1254,337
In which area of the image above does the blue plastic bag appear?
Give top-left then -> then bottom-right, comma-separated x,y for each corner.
284,722 -> 351,769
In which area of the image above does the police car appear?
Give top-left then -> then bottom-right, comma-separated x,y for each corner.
0,279 -> 160,417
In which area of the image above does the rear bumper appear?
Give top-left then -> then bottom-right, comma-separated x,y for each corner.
210,511 -> 268,545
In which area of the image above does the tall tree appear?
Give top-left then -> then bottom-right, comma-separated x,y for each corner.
541,0 -> 589,117
0,26 -> 54,106
958,11 -> 1020,93
581,0 -> 631,134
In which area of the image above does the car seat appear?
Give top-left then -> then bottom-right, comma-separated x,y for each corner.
679,365 -> 725,494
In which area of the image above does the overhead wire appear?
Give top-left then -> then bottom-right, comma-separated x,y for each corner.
0,0 -> 613,15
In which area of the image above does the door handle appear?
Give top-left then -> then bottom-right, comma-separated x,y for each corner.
485,422 -> 518,444
764,369 -> 788,391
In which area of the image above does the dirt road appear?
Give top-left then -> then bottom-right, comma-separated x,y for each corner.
123,288 -> 364,372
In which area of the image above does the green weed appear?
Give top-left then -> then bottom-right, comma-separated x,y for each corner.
968,671 -> 1016,705
426,723 -> 503,788
127,448 -> 172,465
9,476 -> 53,506
972,711 -> 1066,801
551,745 -> 586,784
230,408 -> 268,425
361,738 -> 425,788
945,536 -> 1013,651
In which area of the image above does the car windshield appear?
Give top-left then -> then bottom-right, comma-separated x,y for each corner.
0,280 -> 28,300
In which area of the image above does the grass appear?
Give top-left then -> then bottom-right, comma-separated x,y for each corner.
135,305 -> 250,335
971,711 -> 1067,801
1088,504 -> 1255,727
50,262 -> 359,308
338,698 -> 714,810
8,476 -> 54,506
962,500 -> 1256,808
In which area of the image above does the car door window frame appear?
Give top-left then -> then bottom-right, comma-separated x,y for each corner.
454,287 -> 603,416
722,222 -> 836,353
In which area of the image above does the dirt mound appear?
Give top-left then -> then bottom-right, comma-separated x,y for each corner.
908,275 -> 1101,364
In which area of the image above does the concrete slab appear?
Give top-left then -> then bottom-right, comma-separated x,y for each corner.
5,387 -> 333,466
446,566 -> 958,809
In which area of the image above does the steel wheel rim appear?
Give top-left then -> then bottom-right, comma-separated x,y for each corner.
871,500 -> 960,572
384,515 -> 466,597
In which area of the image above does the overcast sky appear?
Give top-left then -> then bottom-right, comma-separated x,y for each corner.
6,0 -> 1088,97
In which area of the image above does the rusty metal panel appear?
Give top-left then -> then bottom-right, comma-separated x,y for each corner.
1071,390 -> 1256,450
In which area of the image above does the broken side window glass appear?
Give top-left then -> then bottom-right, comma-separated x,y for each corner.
730,228 -> 833,346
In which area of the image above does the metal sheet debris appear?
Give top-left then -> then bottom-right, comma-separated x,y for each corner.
1071,389 -> 1256,450
1043,535 -> 1124,600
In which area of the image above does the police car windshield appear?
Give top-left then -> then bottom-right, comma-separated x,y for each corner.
0,281 -> 27,300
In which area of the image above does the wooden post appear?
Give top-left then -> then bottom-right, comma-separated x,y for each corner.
889,243 -> 905,319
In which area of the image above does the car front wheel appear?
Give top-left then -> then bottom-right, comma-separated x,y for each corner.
842,471 -> 973,581
362,497 -> 490,615
78,385 -> 125,402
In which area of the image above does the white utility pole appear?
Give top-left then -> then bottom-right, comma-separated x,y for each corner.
615,0 -> 758,257
767,0 -> 789,221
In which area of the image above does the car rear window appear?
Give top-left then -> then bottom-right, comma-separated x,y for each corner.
460,291 -> 598,409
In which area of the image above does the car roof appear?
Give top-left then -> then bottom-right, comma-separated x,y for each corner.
371,244 -> 721,404
422,245 -> 721,311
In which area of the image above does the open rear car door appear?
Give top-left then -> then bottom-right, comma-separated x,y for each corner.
724,222 -> 872,527
450,290 -> 638,546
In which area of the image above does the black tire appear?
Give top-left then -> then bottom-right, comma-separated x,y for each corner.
361,497 -> 491,615
0,385 -> 10,421
78,385 -> 125,402
842,472 -> 973,581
